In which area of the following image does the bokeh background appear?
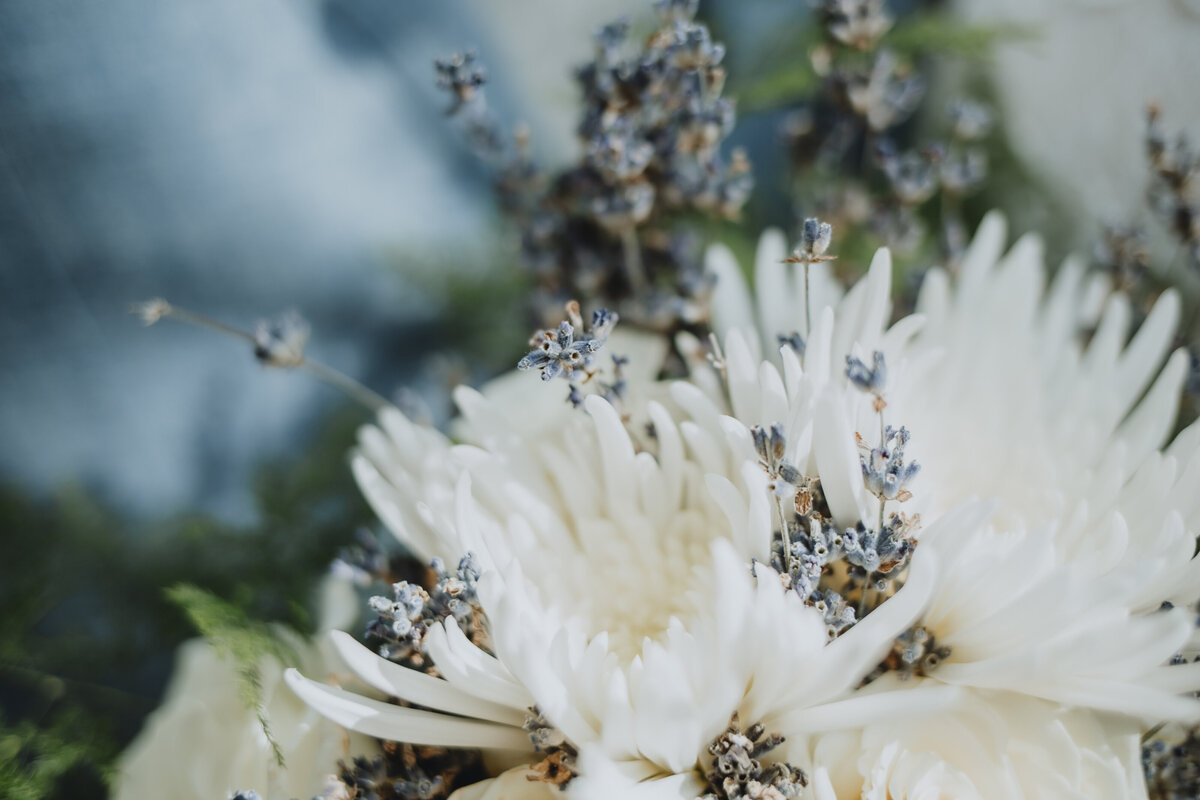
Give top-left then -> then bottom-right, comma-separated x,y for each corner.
2,1 -> 1197,797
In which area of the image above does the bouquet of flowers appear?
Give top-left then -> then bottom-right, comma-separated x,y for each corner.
111,2 -> 1200,799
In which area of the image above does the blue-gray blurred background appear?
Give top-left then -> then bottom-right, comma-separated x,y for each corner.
7,0 -> 1197,523
0,0 -> 820,523
1,0 -> 547,523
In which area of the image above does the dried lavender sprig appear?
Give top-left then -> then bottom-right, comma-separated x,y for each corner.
1145,105 -> 1200,273
700,713 -> 807,800
782,217 -> 837,337
133,300 -> 389,411
517,303 -> 620,407
435,2 -> 751,336
752,423 -> 803,570
365,554 -> 488,667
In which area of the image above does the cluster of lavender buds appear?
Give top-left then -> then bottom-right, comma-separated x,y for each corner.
1098,107 -> 1200,410
229,743 -> 488,798
750,423 -> 807,576
517,306 -> 616,382
576,1 -> 750,223
331,528 -> 391,587
777,330 -> 807,356
847,351 -> 919,506
838,50 -> 924,135
435,48 -> 545,226
600,353 -> 630,406
782,2 -> 922,179
810,586 -> 858,640
1093,223 -> 1152,294
752,423 -> 803,491
365,555 -> 486,669
765,513 -> 853,634
888,625 -> 949,677
1144,604 -> 1200,799
750,432 -> 904,640
859,624 -> 951,687
787,217 -> 837,266
1145,105 -> 1200,272
700,714 -> 807,800
845,350 -> 921,619
743,347 -> 921,643
840,515 -> 917,576
252,310 -> 310,368
778,1 -> 992,264
799,350 -> 927,675
1093,108 -> 1196,300
844,350 -> 887,404
1145,726 -> 1200,800
523,708 -> 578,787
769,511 -> 916,640
871,99 -> 991,260
782,217 -> 838,340
936,100 -> 992,255
818,0 -> 893,51
517,304 -> 627,408
435,0 -> 751,338
733,339 -> 919,640
435,51 -> 486,114
434,51 -> 502,161
332,742 -> 485,800
858,424 -> 920,502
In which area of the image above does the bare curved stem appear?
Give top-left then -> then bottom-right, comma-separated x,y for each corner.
776,495 -> 794,576
135,300 -> 388,412
300,359 -> 388,411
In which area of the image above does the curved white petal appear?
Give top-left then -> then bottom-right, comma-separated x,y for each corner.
327,631 -> 526,725
284,669 -> 530,750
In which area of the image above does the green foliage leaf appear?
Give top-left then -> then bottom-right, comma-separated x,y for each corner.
166,584 -> 299,766
0,712 -> 116,800
886,14 -> 1036,58
0,404 -> 374,797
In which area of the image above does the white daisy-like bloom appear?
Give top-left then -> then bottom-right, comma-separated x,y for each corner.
802,682 -> 1146,800
286,336 -> 961,795
114,579 -> 378,800
709,211 -> 1200,722
287,213 -> 1200,798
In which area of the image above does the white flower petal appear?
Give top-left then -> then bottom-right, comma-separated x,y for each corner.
774,683 -> 963,736
813,391 -> 867,526
707,241 -> 755,337
284,669 -> 530,750
326,631 -> 526,725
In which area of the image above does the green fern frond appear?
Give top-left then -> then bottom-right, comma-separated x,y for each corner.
166,584 -> 299,767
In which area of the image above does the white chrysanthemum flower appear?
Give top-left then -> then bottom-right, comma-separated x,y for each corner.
114,579 -> 378,800
801,682 -> 1146,800
708,211 -> 1200,721
289,213 -> 1200,798
287,325 -> 961,795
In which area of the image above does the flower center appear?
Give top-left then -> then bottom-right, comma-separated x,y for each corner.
535,508 -> 721,659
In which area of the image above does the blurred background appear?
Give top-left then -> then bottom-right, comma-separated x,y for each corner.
1,0 -> 1197,796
